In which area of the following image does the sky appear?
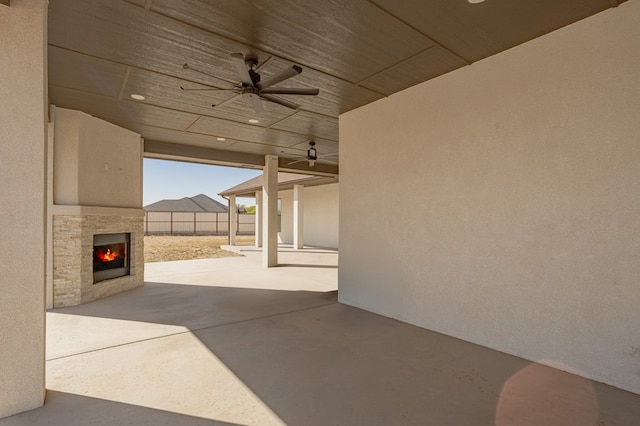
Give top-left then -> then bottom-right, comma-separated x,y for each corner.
143,158 -> 262,207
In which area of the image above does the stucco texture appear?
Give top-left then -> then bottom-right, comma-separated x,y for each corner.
53,108 -> 142,208
339,1 -> 640,394
0,0 -> 48,417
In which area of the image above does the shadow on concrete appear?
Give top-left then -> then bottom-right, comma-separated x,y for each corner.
51,282 -> 337,329
24,272 -> 640,426
0,391 -> 242,426
276,263 -> 338,269
43,282 -> 640,425
189,303 -> 640,426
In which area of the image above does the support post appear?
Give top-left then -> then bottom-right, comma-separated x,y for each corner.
0,0 -> 48,418
228,194 -> 236,245
263,155 -> 278,267
255,190 -> 263,247
293,184 -> 304,249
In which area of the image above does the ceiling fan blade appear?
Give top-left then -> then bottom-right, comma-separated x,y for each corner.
255,65 -> 302,90
260,88 -> 319,95
247,93 -> 263,113
180,86 -> 234,91
260,93 -> 300,110
287,159 -> 307,165
212,93 -> 241,109
230,53 -> 254,87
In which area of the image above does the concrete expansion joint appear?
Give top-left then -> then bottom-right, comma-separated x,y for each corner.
45,329 -> 193,362
186,299 -> 340,334
47,300 -> 338,362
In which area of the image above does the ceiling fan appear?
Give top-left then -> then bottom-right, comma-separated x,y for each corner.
181,53 -> 319,114
286,141 -> 338,167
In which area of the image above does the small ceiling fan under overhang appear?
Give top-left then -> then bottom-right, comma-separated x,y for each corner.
286,141 -> 338,167
181,53 -> 319,113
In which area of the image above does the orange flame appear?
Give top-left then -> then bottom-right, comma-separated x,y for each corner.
98,249 -> 118,262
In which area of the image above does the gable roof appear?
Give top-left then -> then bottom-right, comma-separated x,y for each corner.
144,194 -> 228,213
219,173 -> 338,198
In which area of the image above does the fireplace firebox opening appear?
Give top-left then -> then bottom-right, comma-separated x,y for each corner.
93,233 -> 131,283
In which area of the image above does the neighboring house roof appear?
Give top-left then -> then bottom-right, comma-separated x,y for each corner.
219,173 -> 338,198
144,194 -> 228,212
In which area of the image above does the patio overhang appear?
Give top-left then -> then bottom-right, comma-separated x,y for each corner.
219,173 -> 337,199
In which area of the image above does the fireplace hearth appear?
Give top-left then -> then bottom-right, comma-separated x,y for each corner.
93,233 -> 130,283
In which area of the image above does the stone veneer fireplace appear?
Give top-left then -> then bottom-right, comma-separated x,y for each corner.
49,107 -> 145,308
52,206 -> 144,308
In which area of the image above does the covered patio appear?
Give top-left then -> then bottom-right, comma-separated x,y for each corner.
3,0 -> 640,420
2,247 -> 639,425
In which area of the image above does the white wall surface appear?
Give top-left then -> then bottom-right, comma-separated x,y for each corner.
0,0 -> 48,418
303,183 -> 339,249
53,108 -> 142,208
339,1 -> 640,394
279,184 -> 339,249
279,190 -> 293,244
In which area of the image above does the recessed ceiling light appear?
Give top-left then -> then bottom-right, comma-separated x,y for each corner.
130,94 -> 145,100
468,0 -> 485,3
248,119 -> 260,124
217,137 -> 226,141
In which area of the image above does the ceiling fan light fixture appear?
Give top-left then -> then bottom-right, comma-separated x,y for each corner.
308,146 -> 317,160
285,141 -> 329,168
468,0 -> 485,4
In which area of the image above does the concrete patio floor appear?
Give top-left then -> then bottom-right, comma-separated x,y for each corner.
2,246 -> 639,425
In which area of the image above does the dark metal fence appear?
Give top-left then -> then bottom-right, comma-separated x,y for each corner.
144,211 -> 255,235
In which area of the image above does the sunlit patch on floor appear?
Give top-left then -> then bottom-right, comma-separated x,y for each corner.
47,329 -> 285,425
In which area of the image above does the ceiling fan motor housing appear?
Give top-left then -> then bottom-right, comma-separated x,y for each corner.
225,52 -> 320,113
248,69 -> 260,85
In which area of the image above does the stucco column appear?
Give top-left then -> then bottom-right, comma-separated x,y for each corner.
228,194 -> 237,245
262,155 -> 278,267
293,184 -> 304,249
255,190 -> 263,247
46,115 -> 55,309
0,0 -> 48,418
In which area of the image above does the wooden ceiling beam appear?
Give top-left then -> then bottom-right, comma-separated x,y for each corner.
144,139 -> 338,177
144,140 -> 265,169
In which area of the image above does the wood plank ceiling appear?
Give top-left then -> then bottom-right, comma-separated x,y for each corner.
48,0 -> 626,174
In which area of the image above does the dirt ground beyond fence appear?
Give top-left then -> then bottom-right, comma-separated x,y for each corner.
144,235 -> 255,263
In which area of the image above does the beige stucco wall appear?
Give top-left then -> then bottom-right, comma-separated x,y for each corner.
339,1 -> 640,394
278,183 -> 339,249
53,108 -> 143,208
0,0 -> 48,418
303,183 -> 339,249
